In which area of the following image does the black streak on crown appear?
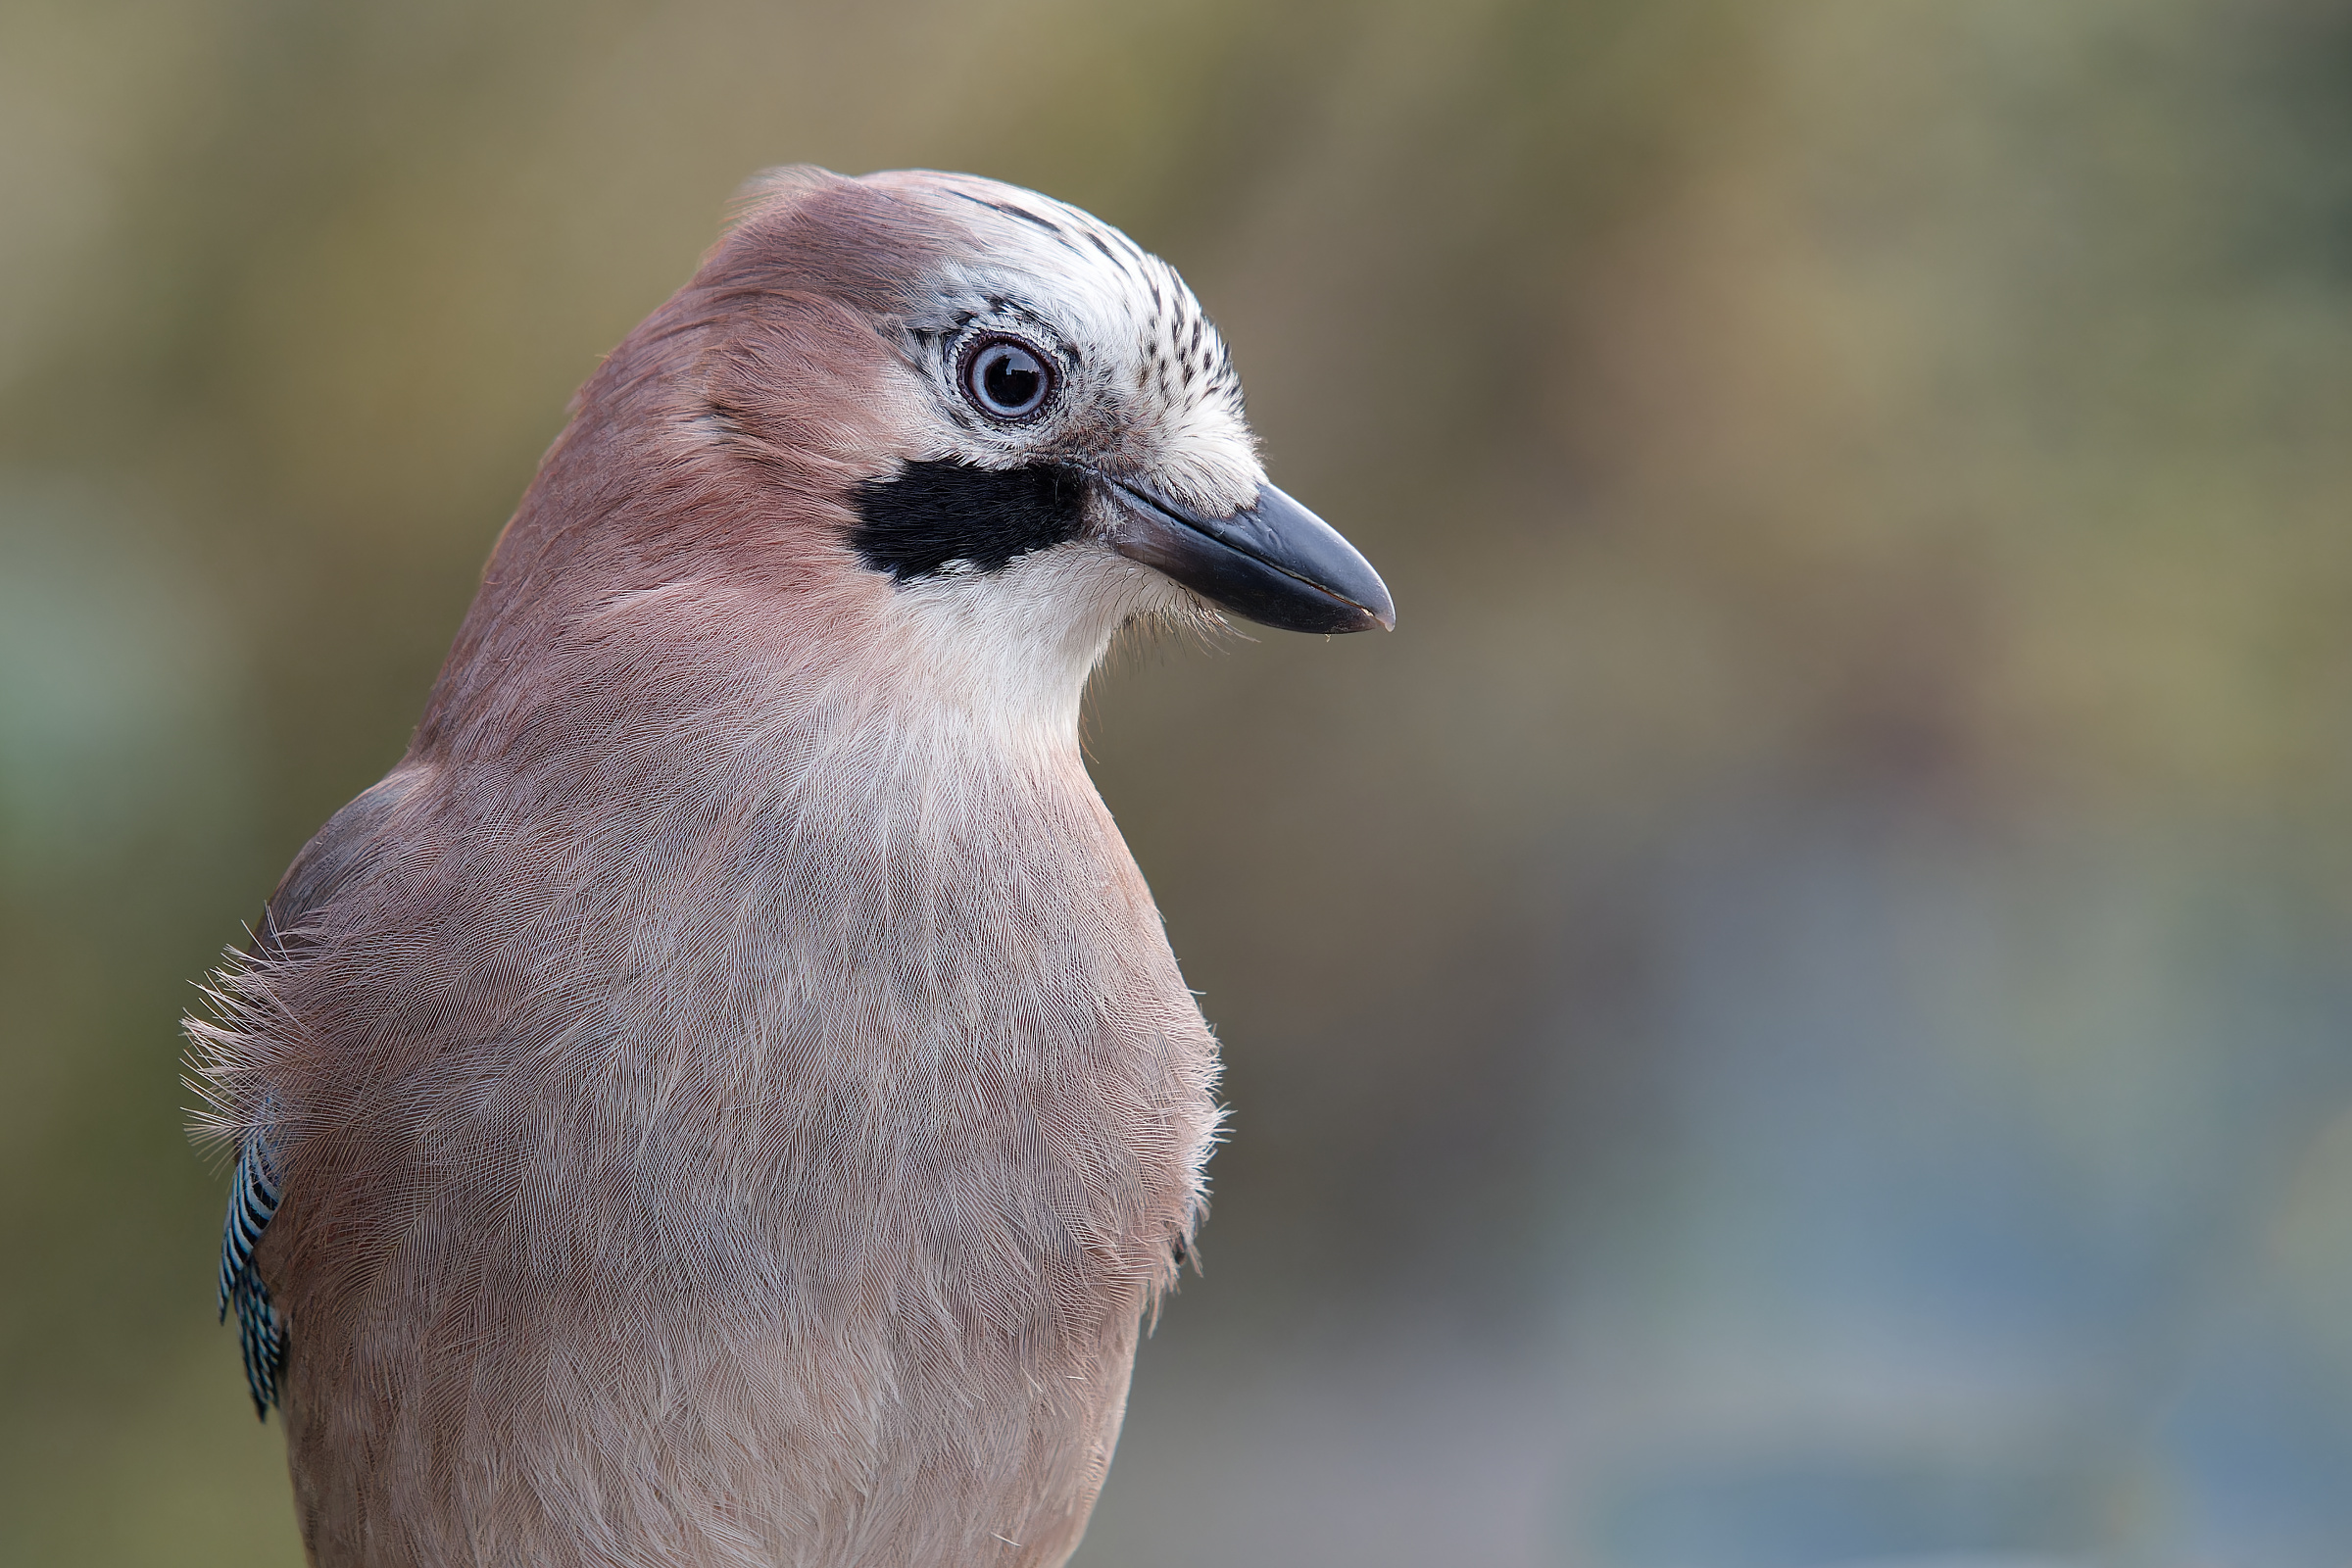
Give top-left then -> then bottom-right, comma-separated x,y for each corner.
850,459 -> 1089,582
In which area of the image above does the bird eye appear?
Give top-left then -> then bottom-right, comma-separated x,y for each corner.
962,337 -> 1054,421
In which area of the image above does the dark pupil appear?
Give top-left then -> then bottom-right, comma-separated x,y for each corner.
980,348 -> 1042,412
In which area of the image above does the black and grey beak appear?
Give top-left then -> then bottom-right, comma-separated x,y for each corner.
1107,479 -> 1395,634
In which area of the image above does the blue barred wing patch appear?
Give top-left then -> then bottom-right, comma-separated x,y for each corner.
218,1130 -> 286,1420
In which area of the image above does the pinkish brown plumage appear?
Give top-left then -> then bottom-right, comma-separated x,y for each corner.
188,167 -> 1391,1567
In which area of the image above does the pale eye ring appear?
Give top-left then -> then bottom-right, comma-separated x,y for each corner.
961,336 -> 1055,421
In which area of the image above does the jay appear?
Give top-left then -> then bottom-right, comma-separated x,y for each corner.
189,167 -> 1391,1568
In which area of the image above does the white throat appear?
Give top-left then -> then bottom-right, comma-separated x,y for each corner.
878,540 -> 1181,747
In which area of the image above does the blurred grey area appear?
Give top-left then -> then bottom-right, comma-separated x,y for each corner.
6,1 -> 2352,1564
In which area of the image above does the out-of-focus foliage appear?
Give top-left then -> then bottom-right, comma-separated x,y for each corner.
5,1 -> 2350,1564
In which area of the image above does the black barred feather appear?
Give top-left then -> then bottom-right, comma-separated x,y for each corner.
219,1130 -> 286,1419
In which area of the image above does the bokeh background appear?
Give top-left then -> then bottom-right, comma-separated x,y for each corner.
6,1 -> 2352,1563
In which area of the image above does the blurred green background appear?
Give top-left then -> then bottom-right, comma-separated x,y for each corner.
6,1 -> 2352,1563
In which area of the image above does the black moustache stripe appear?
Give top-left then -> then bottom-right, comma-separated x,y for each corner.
849,460 -> 1089,582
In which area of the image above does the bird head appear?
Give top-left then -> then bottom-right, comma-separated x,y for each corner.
446,168 -> 1391,752
811,169 -> 1391,638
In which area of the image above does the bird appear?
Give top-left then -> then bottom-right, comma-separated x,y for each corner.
184,166 -> 1392,1568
